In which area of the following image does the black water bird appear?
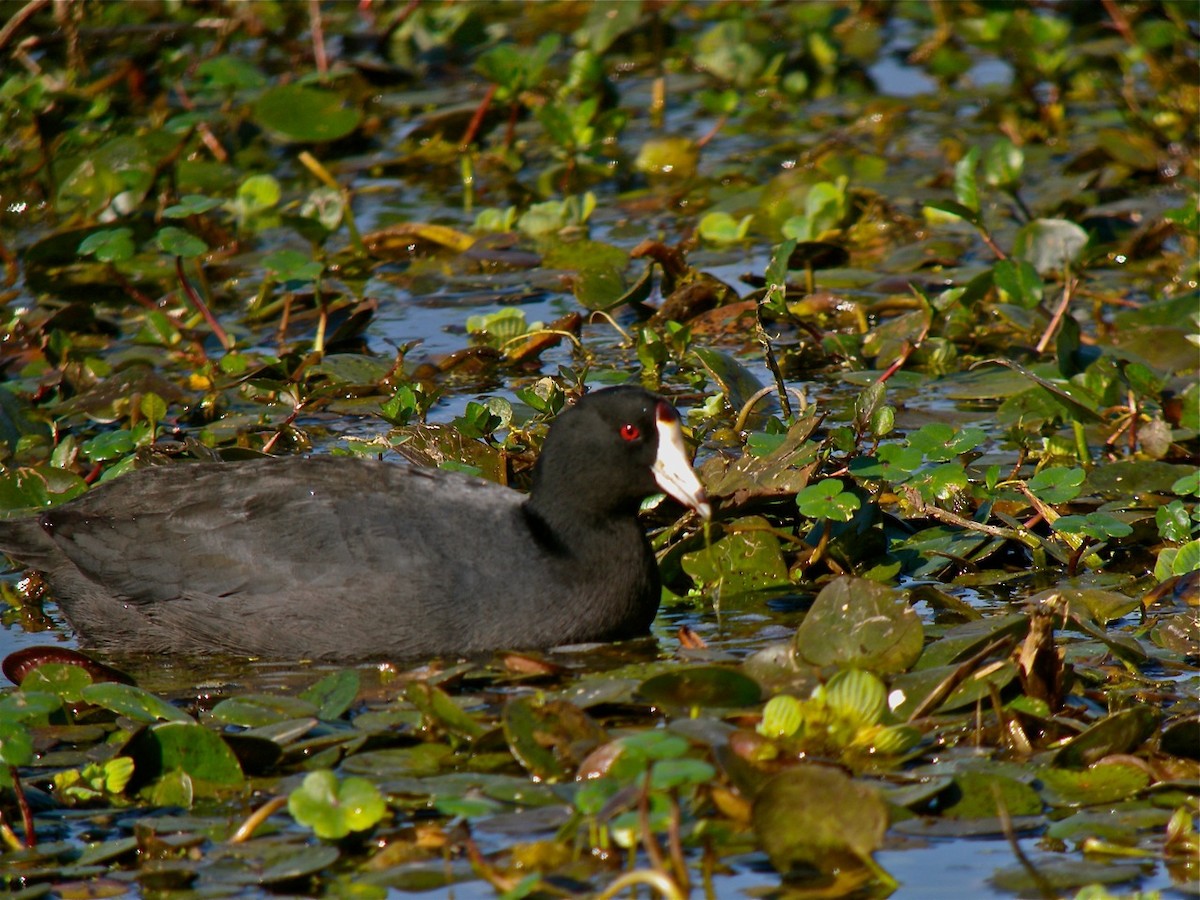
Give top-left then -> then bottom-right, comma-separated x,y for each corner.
0,386 -> 710,660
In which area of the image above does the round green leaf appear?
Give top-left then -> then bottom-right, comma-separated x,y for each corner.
78,228 -> 134,263
1036,762 -> 1150,808
796,478 -> 861,522
236,174 -> 282,216
21,663 -> 93,703
155,226 -> 208,258
288,770 -> 386,840
0,718 -> 34,767
794,576 -> 924,675
752,766 -> 888,875
637,667 -> 763,710
252,84 -> 363,143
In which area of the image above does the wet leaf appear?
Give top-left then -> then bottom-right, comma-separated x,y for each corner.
19,663 -> 92,703
502,696 -> 606,782
209,694 -> 321,728
752,766 -> 889,875
81,683 -> 193,724
680,517 -> 790,593
939,771 -> 1041,819
288,769 -> 386,840
125,721 -> 245,791
1053,707 -> 1161,768
638,667 -> 762,710
252,84 -> 363,142
406,682 -> 486,742
298,670 -> 360,721
990,860 -> 1145,893
887,661 -> 1017,720
794,577 -> 924,674
1036,761 -> 1150,808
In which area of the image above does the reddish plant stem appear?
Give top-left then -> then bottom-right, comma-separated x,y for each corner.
461,82 -> 497,149
175,257 -> 233,351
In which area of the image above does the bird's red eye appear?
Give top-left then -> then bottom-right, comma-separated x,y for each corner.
619,423 -> 640,442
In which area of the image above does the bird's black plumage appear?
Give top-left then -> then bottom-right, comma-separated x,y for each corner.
0,386 -> 709,660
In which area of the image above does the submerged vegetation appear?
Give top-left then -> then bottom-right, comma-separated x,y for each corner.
0,1 -> 1196,896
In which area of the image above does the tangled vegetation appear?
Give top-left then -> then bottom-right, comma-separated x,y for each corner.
0,2 -> 1196,897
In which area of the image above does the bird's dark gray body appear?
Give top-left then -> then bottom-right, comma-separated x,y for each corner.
0,387 -> 709,660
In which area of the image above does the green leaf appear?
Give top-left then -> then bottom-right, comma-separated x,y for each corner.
992,259 -> 1043,308
196,55 -> 267,90
262,248 -> 323,282
252,84 -> 363,143
1053,707 -> 1161,768
78,228 -> 135,263
907,423 -> 987,461
1026,467 -> 1085,504
637,667 -> 763,710
924,199 -> 981,227
163,194 -> 224,218
0,718 -> 34,767
982,138 -> 1023,189
650,758 -> 717,791
155,226 -> 208,258
1171,469 -> 1200,497
288,770 -> 386,840
848,444 -> 923,481
129,721 -> 244,789
752,767 -> 889,875
1166,539 -> 1200,575
0,465 -> 88,511
1052,513 -> 1133,541
698,211 -> 754,244
953,146 -> 980,212
820,669 -> 886,728
236,174 -> 282,216
759,694 -> 804,739
910,462 -> 969,503
81,682 -> 193,723
299,669 -> 360,720
1036,762 -> 1150,808
0,691 -> 64,723
21,663 -> 93,703
80,429 -> 136,462
679,517 -> 790,593
209,694 -> 320,728
794,576 -> 924,675
941,771 -> 1041,818
796,478 -> 861,522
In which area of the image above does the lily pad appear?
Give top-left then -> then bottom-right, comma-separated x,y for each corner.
794,576 -> 924,675
637,667 -> 763,710
1035,761 -> 1150,808
502,696 -> 607,782
752,766 -> 888,876
124,721 -> 245,793
938,771 -> 1042,819
81,683 -> 192,724
1052,707 -> 1161,768
680,517 -> 790,593
252,84 -> 362,143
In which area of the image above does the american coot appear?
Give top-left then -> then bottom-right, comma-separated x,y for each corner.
0,386 -> 710,660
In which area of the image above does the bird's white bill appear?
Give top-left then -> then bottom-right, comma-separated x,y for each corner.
653,409 -> 712,520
